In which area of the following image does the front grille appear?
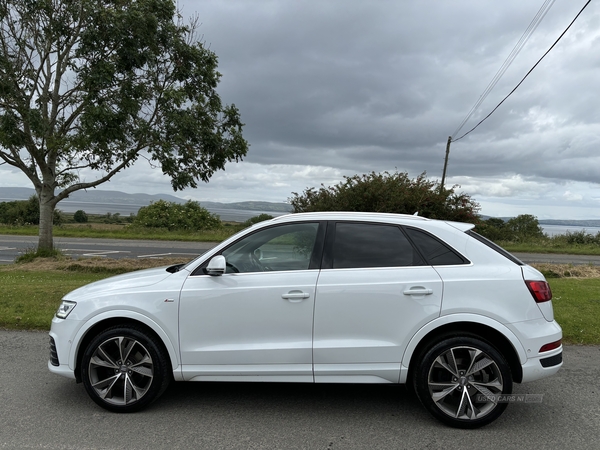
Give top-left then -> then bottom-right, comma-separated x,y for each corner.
540,352 -> 562,368
49,337 -> 59,366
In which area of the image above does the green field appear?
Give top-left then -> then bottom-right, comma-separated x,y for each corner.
0,223 -> 239,242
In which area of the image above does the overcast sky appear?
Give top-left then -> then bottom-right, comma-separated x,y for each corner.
3,0 -> 600,219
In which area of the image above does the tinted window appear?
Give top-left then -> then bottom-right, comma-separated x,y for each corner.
222,223 -> 319,273
405,227 -> 468,265
332,223 -> 420,269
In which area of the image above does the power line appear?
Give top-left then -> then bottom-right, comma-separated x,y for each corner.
451,0 -> 556,139
453,0 -> 592,142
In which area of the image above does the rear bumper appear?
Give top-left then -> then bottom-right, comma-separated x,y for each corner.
521,348 -> 563,382
504,317 -> 563,383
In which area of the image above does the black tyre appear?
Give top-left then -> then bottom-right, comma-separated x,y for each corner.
414,336 -> 512,429
81,325 -> 171,412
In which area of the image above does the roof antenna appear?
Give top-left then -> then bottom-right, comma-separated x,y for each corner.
413,211 -> 419,216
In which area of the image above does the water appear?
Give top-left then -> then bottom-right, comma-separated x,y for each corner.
541,224 -> 600,237
53,201 -> 287,223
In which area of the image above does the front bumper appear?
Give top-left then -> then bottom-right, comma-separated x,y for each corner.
48,316 -> 82,380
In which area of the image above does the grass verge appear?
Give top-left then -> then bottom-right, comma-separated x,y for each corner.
0,223 -> 240,242
500,241 -> 600,256
1,258 -> 598,345
550,278 -> 600,345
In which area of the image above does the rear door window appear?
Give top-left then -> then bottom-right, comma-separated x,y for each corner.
330,222 -> 423,269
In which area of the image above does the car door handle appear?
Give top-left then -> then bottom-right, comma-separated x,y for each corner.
282,291 -> 310,302
403,287 -> 433,296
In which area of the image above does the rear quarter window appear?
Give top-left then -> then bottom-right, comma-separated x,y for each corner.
404,227 -> 469,266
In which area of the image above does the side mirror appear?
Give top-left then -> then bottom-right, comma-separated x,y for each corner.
206,255 -> 226,276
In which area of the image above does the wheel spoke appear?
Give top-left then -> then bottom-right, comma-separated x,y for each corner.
472,378 -> 503,395
467,355 -> 494,377
431,384 -> 459,402
433,354 -> 458,378
121,338 -> 136,364
96,346 -> 118,368
447,349 -> 459,375
90,354 -> 118,369
117,337 -> 126,363
456,388 -> 478,419
130,365 -> 153,378
126,374 -> 149,401
464,348 -> 481,375
92,373 -> 122,400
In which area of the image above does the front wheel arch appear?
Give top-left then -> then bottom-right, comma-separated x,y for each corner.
75,318 -> 173,384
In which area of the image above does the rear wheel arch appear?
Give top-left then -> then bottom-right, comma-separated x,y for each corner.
406,322 -> 523,386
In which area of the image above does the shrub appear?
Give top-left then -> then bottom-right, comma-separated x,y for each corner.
476,215 -> 545,243
0,196 -> 62,225
505,214 -> 545,242
289,171 -> 480,223
133,200 -> 221,231
73,210 -> 88,223
242,213 -> 274,228
15,246 -> 63,263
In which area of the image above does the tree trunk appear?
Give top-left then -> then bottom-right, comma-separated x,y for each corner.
38,187 -> 56,251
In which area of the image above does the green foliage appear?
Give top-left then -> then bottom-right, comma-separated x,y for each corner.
563,230 -> 600,246
15,247 -> 63,264
133,200 -> 221,231
242,213 -> 274,227
289,171 -> 479,223
73,210 -> 88,223
102,212 -> 124,224
0,0 -> 249,249
0,196 -> 62,225
476,214 -> 545,243
506,214 -> 544,241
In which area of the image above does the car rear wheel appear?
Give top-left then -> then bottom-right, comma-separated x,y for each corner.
81,325 -> 171,412
414,336 -> 512,428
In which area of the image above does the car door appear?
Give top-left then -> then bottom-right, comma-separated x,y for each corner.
179,221 -> 325,382
313,221 -> 443,383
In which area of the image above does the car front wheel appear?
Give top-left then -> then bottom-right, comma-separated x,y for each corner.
414,336 -> 512,428
81,325 -> 171,412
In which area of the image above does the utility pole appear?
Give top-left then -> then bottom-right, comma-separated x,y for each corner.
440,136 -> 452,192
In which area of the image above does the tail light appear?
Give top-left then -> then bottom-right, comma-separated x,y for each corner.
525,280 -> 552,303
540,339 -> 561,353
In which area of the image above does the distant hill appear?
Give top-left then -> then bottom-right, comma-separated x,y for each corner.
0,187 -> 184,205
0,187 -> 292,218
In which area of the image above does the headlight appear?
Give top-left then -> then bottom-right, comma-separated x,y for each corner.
56,300 -> 77,319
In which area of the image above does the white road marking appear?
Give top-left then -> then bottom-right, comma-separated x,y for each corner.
137,252 -> 197,258
62,249 -> 131,258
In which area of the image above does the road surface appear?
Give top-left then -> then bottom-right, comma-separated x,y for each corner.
2,234 -> 600,266
0,329 -> 598,449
